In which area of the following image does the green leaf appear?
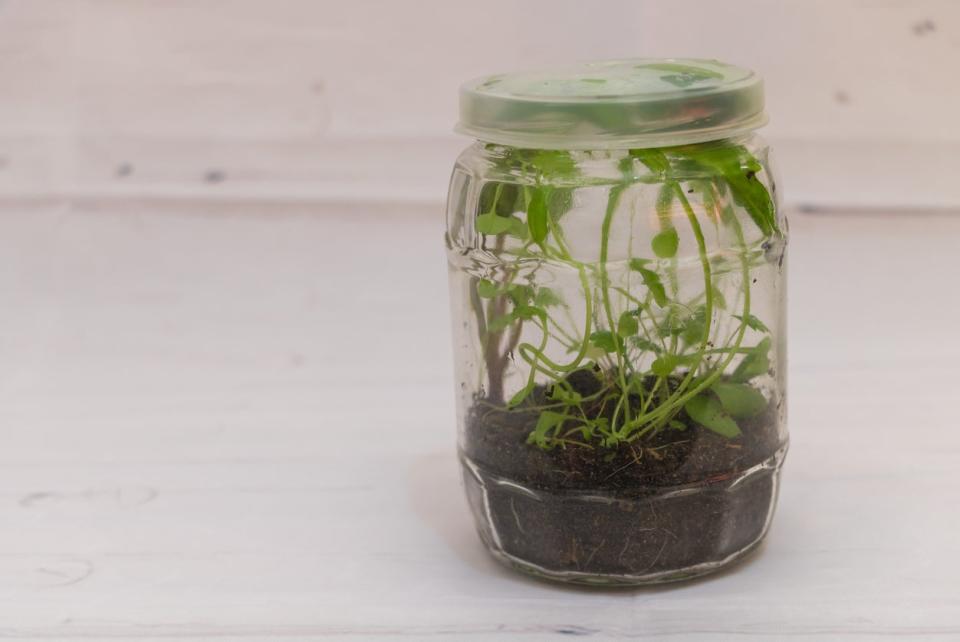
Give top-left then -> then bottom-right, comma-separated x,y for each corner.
734,313 -> 770,333
730,173 -> 776,236
589,330 -> 618,353
529,150 -> 577,178
476,212 -> 514,235
657,305 -> 688,338
652,227 -> 679,258
487,313 -> 516,333
629,148 -> 670,174
732,337 -> 772,382
711,285 -> 728,310
591,416 -> 609,432
549,385 -> 582,405
527,188 -> 548,243
477,279 -> 498,298
688,144 -> 777,237
515,304 -> 547,323
651,354 -> 677,377
507,216 -> 529,240
617,311 -> 639,337
508,385 -> 532,408
506,284 -> 533,306
668,419 -> 688,431
680,305 -> 708,345
684,394 -> 742,438
581,417 -> 606,440
712,382 -> 768,418
656,183 -> 675,221
548,187 -> 575,221
534,287 -> 563,308
478,182 -> 521,217
629,259 -> 668,307
527,410 -> 567,448
477,182 -> 498,215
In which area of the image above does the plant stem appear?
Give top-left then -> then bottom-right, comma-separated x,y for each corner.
598,184 -> 632,430
622,184 -> 756,438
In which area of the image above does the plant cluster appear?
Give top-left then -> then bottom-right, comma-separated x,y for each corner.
472,140 -> 781,450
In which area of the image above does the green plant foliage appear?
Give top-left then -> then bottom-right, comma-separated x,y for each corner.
506,284 -> 533,306
712,382 -> 767,418
508,384 -> 532,407
685,394 -> 742,437
534,287 -> 563,308
475,212 -> 514,235
477,279 -> 499,298
589,330 -> 618,353
734,313 -> 770,333
681,305 -> 708,345
652,228 -> 679,258
651,355 -> 677,377
527,188 -> 549,243
733,337 -> 771,382
527,411 -> 567,448
629,259 -> 668,307
478,182 -> 521,217
529,150 -> 578,178
548,188 -> 575,220
681,144 -> 778,236
617,311 -> 639,337
472,139 -> 779,451
630,148 -> 670,175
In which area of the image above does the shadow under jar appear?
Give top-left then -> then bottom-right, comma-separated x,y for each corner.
445,59 -> 788,585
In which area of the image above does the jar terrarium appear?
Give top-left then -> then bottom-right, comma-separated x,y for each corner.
445,59 -> 787,585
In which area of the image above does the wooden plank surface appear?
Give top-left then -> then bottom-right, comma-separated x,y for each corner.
2,1 -> 960,209
0,200 -> 957,639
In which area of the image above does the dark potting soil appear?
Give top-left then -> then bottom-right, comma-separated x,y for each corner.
462,369 -> 786,581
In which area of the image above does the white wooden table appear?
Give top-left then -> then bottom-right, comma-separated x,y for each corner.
0,200 -> 957,640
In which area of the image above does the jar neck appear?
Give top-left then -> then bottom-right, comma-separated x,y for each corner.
473,131 -> 761,156
459,133 -> 767,186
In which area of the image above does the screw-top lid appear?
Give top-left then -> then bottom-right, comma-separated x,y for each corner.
457,58 -> 766,149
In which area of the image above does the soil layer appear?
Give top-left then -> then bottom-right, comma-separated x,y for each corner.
462,372 -> 785,581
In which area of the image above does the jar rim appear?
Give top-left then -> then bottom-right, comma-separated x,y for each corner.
457,58 -> 767,150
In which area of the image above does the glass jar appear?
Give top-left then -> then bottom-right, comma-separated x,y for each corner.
445,59 -> 787,585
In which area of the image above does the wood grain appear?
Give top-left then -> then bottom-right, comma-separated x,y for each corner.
1,1 -> 959,209
0,201 -> 956,639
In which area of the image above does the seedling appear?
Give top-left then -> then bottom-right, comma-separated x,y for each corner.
471,139 -> 780,451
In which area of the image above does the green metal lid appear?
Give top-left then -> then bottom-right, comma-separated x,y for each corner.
457,58 -> 766,149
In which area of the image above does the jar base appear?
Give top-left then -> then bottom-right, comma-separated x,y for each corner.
461,445 -> 786,586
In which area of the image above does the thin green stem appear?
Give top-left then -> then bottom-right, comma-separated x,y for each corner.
621,183 -> 755,436
598,185 -> 632,430
615,182 -> 712,439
